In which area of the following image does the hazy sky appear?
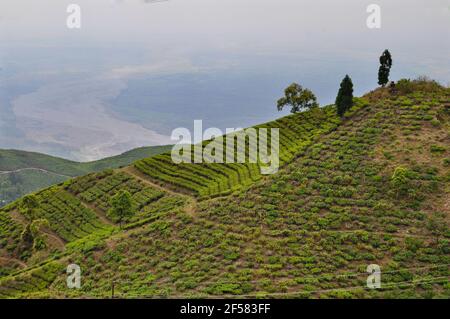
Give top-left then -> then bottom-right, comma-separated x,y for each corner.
0,0 -> 449,160
1,0 -> 448,51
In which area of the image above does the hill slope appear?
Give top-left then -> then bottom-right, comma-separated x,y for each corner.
134,106 -> 342,198
0,146 -> 172,206
0,83 -> 448,298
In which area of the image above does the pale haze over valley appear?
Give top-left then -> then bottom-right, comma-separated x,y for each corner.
0,0 -> 448,161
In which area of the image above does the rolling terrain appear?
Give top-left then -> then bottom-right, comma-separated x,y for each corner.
0,81 -> 448,298
0,146 -> 172,206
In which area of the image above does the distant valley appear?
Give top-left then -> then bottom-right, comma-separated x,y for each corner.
0,145 -> 172,206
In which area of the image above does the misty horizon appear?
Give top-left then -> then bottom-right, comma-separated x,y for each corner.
1,0 -> 449,161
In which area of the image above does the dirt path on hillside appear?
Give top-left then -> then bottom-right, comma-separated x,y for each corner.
9,210 -> 66,251
79,200 -> 114,226
121,166 -> 188,196
0,167 -> 72,178
0,256 -> 27,269
42,229 -> 66,250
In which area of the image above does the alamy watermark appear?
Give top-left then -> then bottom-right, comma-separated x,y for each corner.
367,4 -> 381,29
66,263 -> 81,289
66,4 -> 81,29
366,264 -> 381,289
66,4 -> 381,30
171,120 -> 280,175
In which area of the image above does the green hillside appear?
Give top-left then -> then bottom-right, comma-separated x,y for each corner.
134,105 -> 344,198
0,81 -> 449,299
0,146 -> 172,206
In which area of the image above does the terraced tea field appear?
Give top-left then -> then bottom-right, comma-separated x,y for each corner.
0,84 -> 448,299
135,105 -> 346,198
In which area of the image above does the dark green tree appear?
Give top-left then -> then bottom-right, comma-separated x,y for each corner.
335,75 -> 354,117
277,83 -> 319,113
30,219 -> 50,250
20,218 -> 50,251
20,223 -> 34,249
20,194 -> 39,220
390,166 -> 411,198
378,49 -> 392,87
108,190 -> 134,227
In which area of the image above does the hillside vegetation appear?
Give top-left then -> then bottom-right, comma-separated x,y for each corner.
0,145 -> 172,206
134,105 -> 344,199
0,82 -> 449,299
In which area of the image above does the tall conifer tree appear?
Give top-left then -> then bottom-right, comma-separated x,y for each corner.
335,75 -> 354,117
378,49 -> 393,87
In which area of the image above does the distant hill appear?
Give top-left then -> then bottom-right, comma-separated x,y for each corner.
0,80 -> 449,299
0,145 -> 172,206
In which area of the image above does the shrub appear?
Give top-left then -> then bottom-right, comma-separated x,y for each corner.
108,190 -> 134,226
430,145 -> 446,154
431,119 -> 440,127
396,79 -> 414,94
443,158 -> 450,166
396,77 -> 443,95
390,166 -> 412,197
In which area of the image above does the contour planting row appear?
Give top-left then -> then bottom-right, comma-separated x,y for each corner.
35,188 -> 108,242
135,154 -> 261,197
0,261 -> 63,298
0,211 -> 23,255
253,106 -> 341,163
135,106 -> 342,198
65,170 -> 166,213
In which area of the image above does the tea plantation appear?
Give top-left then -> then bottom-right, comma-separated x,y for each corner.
134,105 -> 343,199
0,83 -> 448,298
